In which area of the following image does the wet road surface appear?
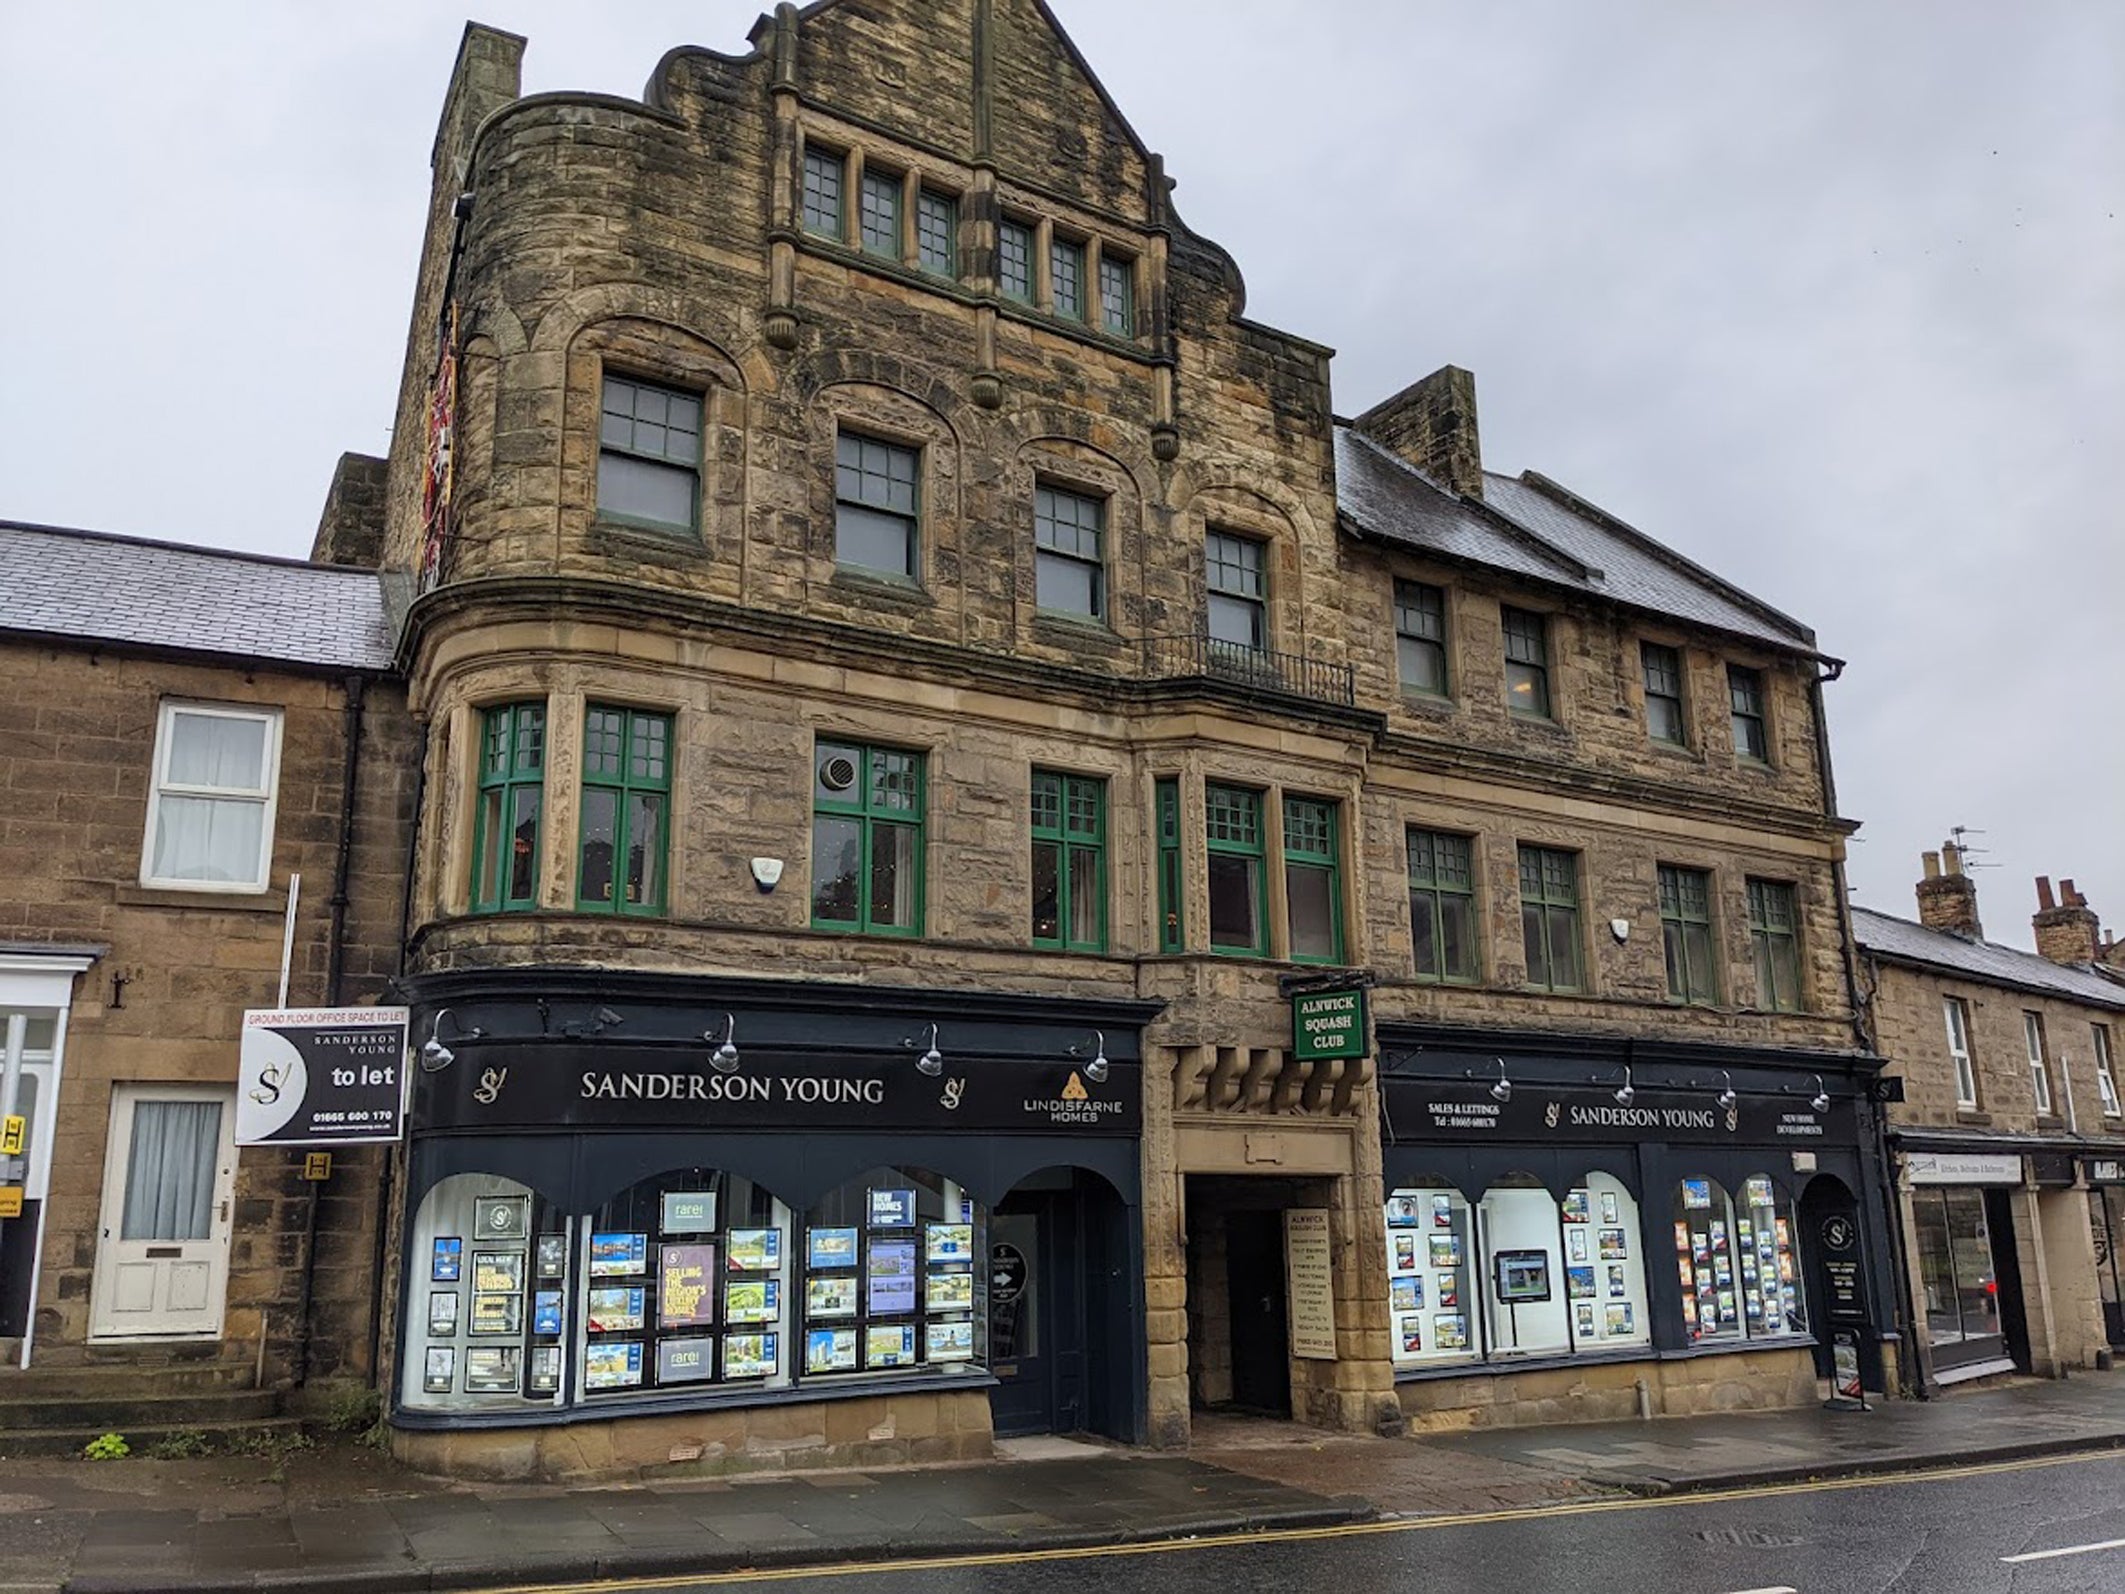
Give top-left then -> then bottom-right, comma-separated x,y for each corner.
499,1449 -> 2125,1594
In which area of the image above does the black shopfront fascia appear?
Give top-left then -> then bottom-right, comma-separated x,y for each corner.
392,967 -> 1160,1434
1378,1023 -> 1893,1377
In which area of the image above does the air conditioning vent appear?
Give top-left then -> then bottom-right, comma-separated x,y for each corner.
819,754 -> 858,792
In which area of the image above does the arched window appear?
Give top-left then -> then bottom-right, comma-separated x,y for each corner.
1560,1171 -> 1651,1350
1479,1174 -> 1570,1357
402,1172 -> 561,1412
1383,1180 -> 1476,1368
1672,1173 -> 1805,1342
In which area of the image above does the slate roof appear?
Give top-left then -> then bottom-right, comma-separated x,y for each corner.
1333,426 -> 1824,659
1852,906 -> 2125,1012
0,520 -> 395,672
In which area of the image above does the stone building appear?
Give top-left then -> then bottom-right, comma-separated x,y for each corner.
1858,845 -> 2125,1390
0,520 -> 413,1441
325,0 -> 1897,1481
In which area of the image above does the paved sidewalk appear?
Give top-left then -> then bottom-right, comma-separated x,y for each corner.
1421,1370 -> 2125,1494
12,1374 -> 2125,1591
1,1442 -> 1367,1594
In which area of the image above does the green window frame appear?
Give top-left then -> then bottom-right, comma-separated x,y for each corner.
576,707 -> 671,915
1030,771 -> 1106,952
1657,864 -> 1717,1004
1205,784 -> 1267,956
1502,607 -> 1553,719
471,703 -> 546,914
998,220 -> 1035,303
1729,666 -> 1769,762
859,168 -> 901,257
801,147 -> 844,240
1050,237 -> 1086,320
1155,776 -> 1185,953
916,189 -> 958,275
1642,642 -> 1686,745
1395,580 -> 1449,697
1408,829 -> 1479,983
811,742 -> 925,937
1517,844 -> 1582,991
597,374 -> 701,533
1746,878 -> 1802,1012
1282,796 -> 1344,965
1098,252 -> 1134,335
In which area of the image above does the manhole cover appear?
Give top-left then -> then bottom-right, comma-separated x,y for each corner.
1696,1526 -> 1810,1548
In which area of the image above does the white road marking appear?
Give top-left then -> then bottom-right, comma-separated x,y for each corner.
1715,1586 -> 1798,1593
2002,1536 -> 2125,1564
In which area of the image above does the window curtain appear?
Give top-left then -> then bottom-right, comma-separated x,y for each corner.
120,1099 -> 222,1241
154,714 -> 270,883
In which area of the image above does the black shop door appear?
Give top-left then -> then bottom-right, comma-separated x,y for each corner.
1225,1209 -> 1291,1416
988,1192 -> 1088,1436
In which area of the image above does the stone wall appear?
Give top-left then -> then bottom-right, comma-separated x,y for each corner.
1874,962 -> 2122,1133
1397,1343 -> 1819,1432
0,640 -> 415,1381
395,1385 -> 992,1482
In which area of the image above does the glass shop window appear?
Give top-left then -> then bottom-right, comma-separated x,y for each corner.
1480,1176 -> 1571,1357
1383,1182 -> 1477,1369
1383,1171 -> 1647,1370
401,1172 -> 567,1413
798,1166 -> 984,1378
579,1169 -> 796,1397
1557,1172 -> 1651,1352
1672,1174 -> 1807,1343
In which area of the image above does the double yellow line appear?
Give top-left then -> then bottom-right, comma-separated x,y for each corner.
488,1445 -> 2125,1592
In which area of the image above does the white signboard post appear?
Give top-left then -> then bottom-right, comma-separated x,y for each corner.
237,1008 -> 410,1146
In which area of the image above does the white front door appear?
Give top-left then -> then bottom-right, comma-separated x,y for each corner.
89,1084 -> 237,1339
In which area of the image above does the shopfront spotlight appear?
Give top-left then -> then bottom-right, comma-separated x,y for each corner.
1071,1030 -> 1110,1084
1612,1066 -> 1635,1108
911,1022 -> 944,1077
1489,1057 -> 1512,1104
706,1013 -> 741,1074
1716,1070 -> 1737,1111
1811,1075 -> 1831,1113
419,1008 -> 483,1073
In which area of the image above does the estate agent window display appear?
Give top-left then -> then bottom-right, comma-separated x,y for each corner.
1376,1044 -> 1854,1376
403,1164 -> 982,1414
1385,1171 -> 1652,1369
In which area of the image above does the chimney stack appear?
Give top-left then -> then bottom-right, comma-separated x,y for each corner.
1916,843 -> 1984,939
1351,365 -> 1484,500
2032,875 -> 2102,966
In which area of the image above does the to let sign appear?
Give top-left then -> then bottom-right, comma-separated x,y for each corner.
1292,989 -> 1367,1063
237,1008 -> 409,1146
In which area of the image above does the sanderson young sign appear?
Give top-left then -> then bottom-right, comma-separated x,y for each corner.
1383,1077 -> 1855,1147
414,1046 -> 1140,1137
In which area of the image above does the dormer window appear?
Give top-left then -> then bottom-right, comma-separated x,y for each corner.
858,167 -> 901,257
916,189 -> 958,276
998,219 -> 1035,303
1098,253 -> 1134,336
801,147 -> 845,240
1050,237 -> 1086,321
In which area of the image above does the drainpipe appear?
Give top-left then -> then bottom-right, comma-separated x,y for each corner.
1813,665 -> 1913,1396
293,674 -> 369,1388
368,719 -> 429,1384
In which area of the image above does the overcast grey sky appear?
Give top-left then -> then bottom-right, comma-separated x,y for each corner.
2,2 -> 2118,948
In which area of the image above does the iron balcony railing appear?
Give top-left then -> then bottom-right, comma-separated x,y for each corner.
1140,632 -> 1356,708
